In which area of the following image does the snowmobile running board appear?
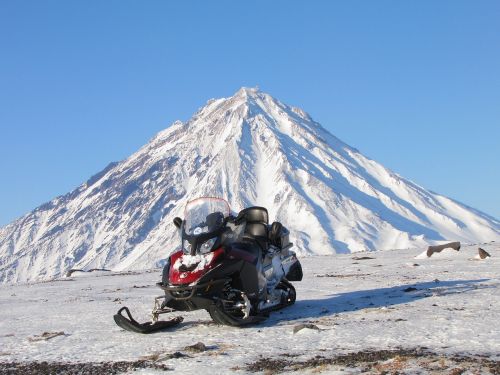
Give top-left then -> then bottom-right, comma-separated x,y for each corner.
113,306 -> 183,334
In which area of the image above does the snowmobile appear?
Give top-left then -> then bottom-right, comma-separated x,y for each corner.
114,197 -> 303,333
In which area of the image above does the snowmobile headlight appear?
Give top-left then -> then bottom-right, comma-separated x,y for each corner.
199,238 -> 216,254
182,240 -> 192,255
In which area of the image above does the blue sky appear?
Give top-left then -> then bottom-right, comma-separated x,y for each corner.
0,1 -> 499,226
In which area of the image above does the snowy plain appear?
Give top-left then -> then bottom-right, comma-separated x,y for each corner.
0,243 -> 498,374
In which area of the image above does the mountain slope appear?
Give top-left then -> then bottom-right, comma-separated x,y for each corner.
1,87 -> 499,283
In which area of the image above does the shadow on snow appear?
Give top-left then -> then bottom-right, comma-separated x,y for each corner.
266,278 -> 491,324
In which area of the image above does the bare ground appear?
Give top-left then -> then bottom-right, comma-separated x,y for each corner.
242,348 -> 500,374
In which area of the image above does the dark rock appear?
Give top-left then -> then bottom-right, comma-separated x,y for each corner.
427,241 -> 461,257
184,342 -> 208,352
478,248 -> 491,259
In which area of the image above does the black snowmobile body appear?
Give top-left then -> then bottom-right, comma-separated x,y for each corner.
114,197 -> 302,333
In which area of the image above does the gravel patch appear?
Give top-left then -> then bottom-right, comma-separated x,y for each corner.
0,360 -> 172,374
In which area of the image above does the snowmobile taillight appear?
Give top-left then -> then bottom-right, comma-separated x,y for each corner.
169,247 -> 224,285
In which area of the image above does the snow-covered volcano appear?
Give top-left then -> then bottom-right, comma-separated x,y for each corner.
0,87 -> 498,283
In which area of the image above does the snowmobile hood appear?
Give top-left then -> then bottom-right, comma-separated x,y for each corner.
169,248 -> 225,285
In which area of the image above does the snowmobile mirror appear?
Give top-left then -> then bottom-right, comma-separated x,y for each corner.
173,217 -> 182,229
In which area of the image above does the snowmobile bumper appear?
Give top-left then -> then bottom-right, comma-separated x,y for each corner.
113,306 -> 183,334
156,278 -> 228,299
156,279 -> 229,312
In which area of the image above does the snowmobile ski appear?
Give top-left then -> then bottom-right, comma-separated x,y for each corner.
113,306 -> 183,334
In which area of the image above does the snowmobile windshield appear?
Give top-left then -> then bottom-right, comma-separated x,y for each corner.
184,197 -> 230,237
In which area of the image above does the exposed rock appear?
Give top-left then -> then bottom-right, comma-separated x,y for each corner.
426,242 -> 461,257
184,342 -> 208,352
478,248 -> 491,259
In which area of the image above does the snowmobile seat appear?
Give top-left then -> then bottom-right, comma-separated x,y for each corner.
245,222 -> 268,237
243,223 -> 269,251
237,207 -> 270,252
236,206 -> 269,224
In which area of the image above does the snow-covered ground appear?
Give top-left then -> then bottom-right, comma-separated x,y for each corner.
0,244 -> 498,374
